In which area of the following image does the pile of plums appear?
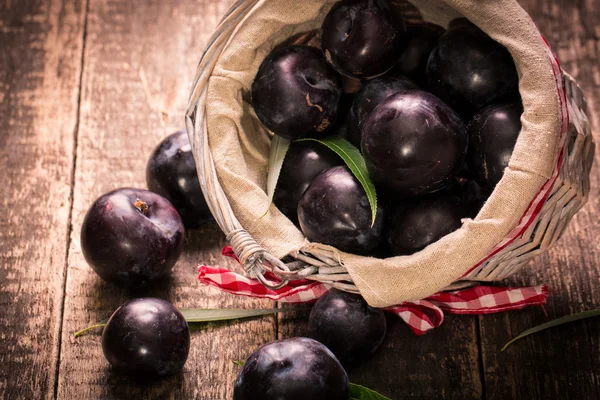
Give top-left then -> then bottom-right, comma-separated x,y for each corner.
253,0 -> 523,257
80,129 -> 212,376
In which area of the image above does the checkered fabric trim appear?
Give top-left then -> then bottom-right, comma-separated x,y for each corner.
198,248 -> 548,335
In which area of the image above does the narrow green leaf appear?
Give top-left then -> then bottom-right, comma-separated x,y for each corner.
179,308 -> 286,323
264,135 -> 291,216
349,383 -> 391,400
502,309 -> 600,351
297,137 -> 377,226
74,308 -> 288,338
233,360 -> 245,367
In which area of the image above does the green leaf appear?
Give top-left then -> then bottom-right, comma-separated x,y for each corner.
349,383 -> 391,400
502,309 -> 600,351
264,135 -> 291,216
297,136 -> 377,226
74,308 -> 288,338
233,360 -> 245,367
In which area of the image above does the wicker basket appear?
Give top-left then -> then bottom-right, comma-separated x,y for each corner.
186,0 -> 595,300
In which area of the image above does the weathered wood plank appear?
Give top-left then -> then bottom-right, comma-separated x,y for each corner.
0,1 -> 85,398
279,308 -> 482,399
478,1 -> 600,399
54,0 -> 277,399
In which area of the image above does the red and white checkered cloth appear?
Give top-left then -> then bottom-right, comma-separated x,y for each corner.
198,247 -> 548,335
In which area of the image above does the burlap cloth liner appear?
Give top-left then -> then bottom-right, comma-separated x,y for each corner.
205,0 -> 561,308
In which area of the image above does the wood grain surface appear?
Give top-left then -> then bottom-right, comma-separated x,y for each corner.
0,1 -> 85,399
0,0 -> 598,399
477,1 -> 600,399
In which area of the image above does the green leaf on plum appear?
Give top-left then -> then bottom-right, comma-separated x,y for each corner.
74,308 -> 289,338
349,383 -> 391,400
297,136 -> 377,226
264,135 -> 291,217
502,309 -> 600,351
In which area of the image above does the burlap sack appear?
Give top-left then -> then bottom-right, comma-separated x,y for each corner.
203,0 -> 561,307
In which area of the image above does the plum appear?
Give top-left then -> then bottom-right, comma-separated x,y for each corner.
321,0 -> 406,79
146,129 -> 211,229
396,23 -> 445,85
298,166 -> 384,254
467,102 -> 523,189
80,188 -> 184,288
361,90 -> 468,196
387,195 -> 469,256
273,141 -> 342,224
426,25 -> 519,118
102,298 -> 190,378
460,178 -> 490,217
309,289 -> 386,364
346,75 -> 419,147
233,337 -> 349,400
251,45 -> 341,140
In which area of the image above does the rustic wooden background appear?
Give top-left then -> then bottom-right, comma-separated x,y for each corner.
0,0 -> 598,399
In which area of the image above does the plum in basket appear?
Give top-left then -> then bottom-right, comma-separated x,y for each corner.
273,141 -> 342,224
426,25 -> 519,118
361,90 -> 468,196
321,0 -> 406,79
298,166 -> 384,254
251,45 -> 341,140
467,102 -> 523,189
387,195 -> 469,256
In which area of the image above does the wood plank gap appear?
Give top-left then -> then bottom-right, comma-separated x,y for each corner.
52,0 -> 90,398
476,316 -> 486,400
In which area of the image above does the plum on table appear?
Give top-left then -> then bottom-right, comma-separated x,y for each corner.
102,298 -> 190,378
80,188 -> 184,288
233,337 -> 349,400
146,129 -> 211,229
309,289 -> 386,364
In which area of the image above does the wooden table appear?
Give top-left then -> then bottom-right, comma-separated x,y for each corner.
1,0 -> 598,398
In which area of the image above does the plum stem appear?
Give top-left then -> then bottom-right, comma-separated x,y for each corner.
134,199 -> 149,216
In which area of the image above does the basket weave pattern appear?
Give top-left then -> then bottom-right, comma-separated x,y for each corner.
186,0 -> 595,294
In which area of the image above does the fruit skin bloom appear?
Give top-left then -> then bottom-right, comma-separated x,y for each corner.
102,298 -> 190,378
233,337 -> 350,400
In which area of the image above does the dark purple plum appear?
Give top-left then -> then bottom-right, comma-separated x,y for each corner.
80,188 -> 184,288
273,141 -> 342,224
467,102 -> 523,189
387,195 -> 469,256
361,90 -> 468,196
251,45 -> 341,139
460,178 -> 490,217
396,23 -> 445,85
298,166 -> 384,254
321,0 -> 406,79
448,17 -> 477,30
426,25 -> 519,118
233,337 -> 349,400
346,75 -> 419,147
309,289 -> 386,364
146,129 -> 211,229
102,298 -> 190,378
